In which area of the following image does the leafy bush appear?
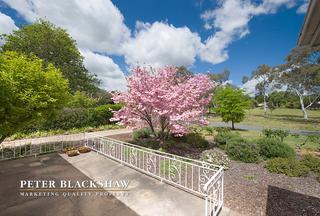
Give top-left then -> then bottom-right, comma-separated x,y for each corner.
225,136 -> 260,163
266,158 -> 310,177
133,128 -> 152,141
184,133 -> 209,148
214,129 -> 241,149
262,129 -> 289,141
301,155 -> 320,173
43,108 -> 90,130
67,91 -> 97,108
172,132 -> 209,148
258,137 -> 295,159
89,104 -> 122,126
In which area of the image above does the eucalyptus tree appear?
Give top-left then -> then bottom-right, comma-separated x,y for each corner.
279,46 -> 320,120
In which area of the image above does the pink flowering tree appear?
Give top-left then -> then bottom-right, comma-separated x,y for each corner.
111,66 -> 214,144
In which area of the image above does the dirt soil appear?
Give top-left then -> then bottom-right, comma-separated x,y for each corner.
107,133 -> 320,216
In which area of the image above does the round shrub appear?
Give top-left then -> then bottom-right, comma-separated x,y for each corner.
132,128 -> 152,141
258,137 -> 295,159
226,137 -> 260,163
89,104 -> 122,126
266,158 -> 310,177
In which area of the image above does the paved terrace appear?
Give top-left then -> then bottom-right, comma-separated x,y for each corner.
0,152 -> 238,216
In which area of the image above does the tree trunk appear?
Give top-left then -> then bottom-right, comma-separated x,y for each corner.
263,94 -> 267,116
231,121 -> 235,130
299,95 -> 308,120
0,135 -> 7,145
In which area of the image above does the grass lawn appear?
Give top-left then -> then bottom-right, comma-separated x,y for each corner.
210,108 -> 320,131
233,130 -> 319,151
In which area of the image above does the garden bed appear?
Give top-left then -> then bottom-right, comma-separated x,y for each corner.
107,132 -> 320,216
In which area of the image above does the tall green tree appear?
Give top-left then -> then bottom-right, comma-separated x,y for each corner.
213,86 -> 251,130
1,20 -> 99,94
0,51 -> 70,144
279,46 -> 320,120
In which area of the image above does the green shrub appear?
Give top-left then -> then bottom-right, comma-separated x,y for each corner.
133,128 -> 152,141
173,132 -> 209,148
258,137 -> 295,159
214,129 -> 240,148
301,155 -> 320,173
225,136 -> 260,163
262,129 -> 289,141
202,126 -> 215,135
43,108 -> 90,130
89,104 -> 122,126
185,133 -> 209,148
266,158 -> 310,177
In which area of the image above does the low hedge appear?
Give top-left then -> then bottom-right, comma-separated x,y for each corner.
265,158 -> 310,177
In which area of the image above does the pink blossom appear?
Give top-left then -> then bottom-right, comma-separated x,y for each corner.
112,66 -> 214,137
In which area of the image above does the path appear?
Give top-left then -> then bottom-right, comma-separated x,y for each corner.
2,128 -> 133,146
210,122 -> 320,135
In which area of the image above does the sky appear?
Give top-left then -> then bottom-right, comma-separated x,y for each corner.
0,0 -> 309,92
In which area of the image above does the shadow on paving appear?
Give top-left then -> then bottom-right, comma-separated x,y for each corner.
266,185 -> 320,216
0,153 -> 139,216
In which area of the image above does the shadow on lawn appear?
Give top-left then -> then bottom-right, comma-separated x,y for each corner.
251,114 -> 320,124
266,185 -> 320,216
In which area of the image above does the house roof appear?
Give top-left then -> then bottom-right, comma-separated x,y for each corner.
297,0 -> 320,47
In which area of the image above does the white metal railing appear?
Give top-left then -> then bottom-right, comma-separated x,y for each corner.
0,134 -> 84,160
85,136 -> 224,216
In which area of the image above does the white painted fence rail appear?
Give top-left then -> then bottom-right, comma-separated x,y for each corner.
86,136 -> 224,216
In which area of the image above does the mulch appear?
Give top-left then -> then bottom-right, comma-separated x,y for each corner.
107,133 -> 320,216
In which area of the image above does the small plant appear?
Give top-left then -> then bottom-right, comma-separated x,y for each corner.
202,126 -> 215,135
262,129 -> 289,141
132,128 -> 152,141
226,136 -> 260,163
266,158 -> 310,177
258,137 -> 295,159
214,129 -> 240,149
243,175 -> 255,180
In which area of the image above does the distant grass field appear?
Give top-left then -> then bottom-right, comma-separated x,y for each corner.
210,108 -> 320,131
235,130 -> 319,151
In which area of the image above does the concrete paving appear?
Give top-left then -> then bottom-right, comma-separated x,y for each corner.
0,153 -> 138,216
61,151 -> 206,216
61,151 -> 240,216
